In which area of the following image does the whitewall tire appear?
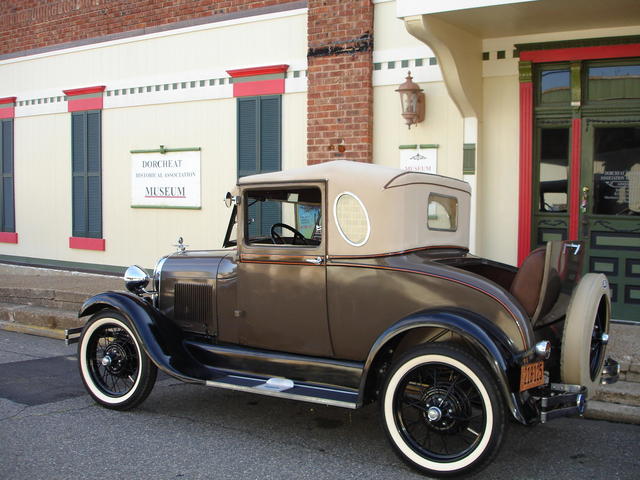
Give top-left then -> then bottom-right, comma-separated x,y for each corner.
380,343 -> 505,477
561,273 -> 611,395
78,310 -> 157,410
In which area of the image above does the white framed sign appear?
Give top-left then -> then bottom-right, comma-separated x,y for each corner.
400,146 -> 438,174
131,149 -> 201,208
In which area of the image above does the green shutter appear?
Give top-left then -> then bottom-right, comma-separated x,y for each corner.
237,95 -> 282,237
259,96 -> 281,173
238,97 -> 258,178
71,111 -> 102,238
1,119 -> 15,232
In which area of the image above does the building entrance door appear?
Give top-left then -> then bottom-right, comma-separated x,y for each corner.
581,123 -> 640,321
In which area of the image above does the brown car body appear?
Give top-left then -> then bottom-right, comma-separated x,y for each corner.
73,161 -> 618,477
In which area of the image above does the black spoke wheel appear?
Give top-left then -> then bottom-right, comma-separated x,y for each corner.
78,310 -> 157,410
381,344 -> 505,478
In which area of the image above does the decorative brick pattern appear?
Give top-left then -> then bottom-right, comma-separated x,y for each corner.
0,0 -> 297,56
306,0 -> 373,164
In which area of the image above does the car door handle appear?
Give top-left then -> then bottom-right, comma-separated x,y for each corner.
305,256 -> 324,265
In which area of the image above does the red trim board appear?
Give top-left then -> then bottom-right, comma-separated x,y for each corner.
227,64 -> 288,97
520,43 -> 640,63
63,85 -> 106,112
227,65 -> 289,77
568,118 -> 582,241
517,81 -> 533,266
69,237 -> 106,251
0,96 -> 16,119
0,232 -> 18,243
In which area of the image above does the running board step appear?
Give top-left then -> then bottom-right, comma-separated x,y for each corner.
205,373 -> 358,409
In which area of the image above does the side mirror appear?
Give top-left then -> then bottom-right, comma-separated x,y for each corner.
224,192 -> 241,208
124,265 -> 150,294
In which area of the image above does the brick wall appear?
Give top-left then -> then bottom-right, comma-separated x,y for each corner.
306,0 -> 374,164
0,0 -> 296,56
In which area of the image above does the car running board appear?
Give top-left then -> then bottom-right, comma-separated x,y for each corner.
204,372 -> 358,409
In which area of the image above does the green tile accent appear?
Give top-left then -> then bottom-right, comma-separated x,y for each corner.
399,144 -> 439,149
190,81 -> 196,88
429,57 -> 437,65
130,147 -> 201,154
172,83 -> 178,89
516,35 -> 640,53
519,61 -> 532,83
374,63 -> 382,70
482,52 -> 490,61
155,85 -> 161,91
401,60 -> 409,68
388,61 -> 395,69
163,84 -> 169,90
106,91 -> 111,96
571,61 -> 581,107
147,86 -> 152,92
293,71 -> 300,78
138,87 -> 143,93
181,82 -> 187,88
209,79 -> 215,86
463,143 -> 476,175
114,90 -> 119,96
594,261 -> 615,273
220,78 -> 226,85
199,80 -> 205,87
415,59 -> 423,67
497,50 -> 505,59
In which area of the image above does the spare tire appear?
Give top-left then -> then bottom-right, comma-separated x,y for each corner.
560,273 -> 611,396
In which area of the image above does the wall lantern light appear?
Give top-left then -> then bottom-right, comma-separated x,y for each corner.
395,71 -> 425,129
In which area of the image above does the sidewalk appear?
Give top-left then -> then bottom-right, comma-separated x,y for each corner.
0,262 -> 638,423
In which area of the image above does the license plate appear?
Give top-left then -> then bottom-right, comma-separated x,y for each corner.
520,361 -> 545,391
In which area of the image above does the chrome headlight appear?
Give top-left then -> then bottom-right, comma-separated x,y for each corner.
124,265 -> 150,295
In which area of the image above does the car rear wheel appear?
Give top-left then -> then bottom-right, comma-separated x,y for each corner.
380,343 -> 505,478
78,310 -> 157,410
561,273 -> 611,395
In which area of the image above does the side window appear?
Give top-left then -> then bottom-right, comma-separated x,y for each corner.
245,187 -> 322,247
428,194 -> 458,231
334,192 -> 370,247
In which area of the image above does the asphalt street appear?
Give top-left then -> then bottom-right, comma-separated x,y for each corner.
0,330 -> 638,480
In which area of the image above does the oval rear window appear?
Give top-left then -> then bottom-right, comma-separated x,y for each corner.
334,192 -> 370,246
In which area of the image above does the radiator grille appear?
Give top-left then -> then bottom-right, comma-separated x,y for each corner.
174,282 -> 213,331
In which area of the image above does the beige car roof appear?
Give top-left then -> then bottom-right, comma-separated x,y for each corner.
238,161 -> 471,256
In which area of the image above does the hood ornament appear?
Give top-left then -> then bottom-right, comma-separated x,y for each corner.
173,236 -> 189,253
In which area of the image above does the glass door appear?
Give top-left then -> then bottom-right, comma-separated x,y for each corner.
581,123 -> 640,321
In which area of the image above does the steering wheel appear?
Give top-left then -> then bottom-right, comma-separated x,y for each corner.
271,223 -> 308,245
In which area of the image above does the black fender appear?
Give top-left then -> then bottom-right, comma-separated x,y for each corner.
360,308 -> 528,424
79,292 -> 208,384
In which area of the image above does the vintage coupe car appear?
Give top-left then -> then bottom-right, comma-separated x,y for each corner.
67,161 -> 619,477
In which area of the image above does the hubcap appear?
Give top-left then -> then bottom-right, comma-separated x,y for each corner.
427,406 -> 442,422
101,355 -> 112,367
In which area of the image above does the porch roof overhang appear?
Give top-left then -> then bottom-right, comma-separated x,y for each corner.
397,0 -> 640,40
397,0 -> 640,118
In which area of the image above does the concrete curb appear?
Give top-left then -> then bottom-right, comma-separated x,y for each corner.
0,320 -> 66,340
585,400 -> 640,425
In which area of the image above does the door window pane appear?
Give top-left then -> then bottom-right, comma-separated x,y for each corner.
588,64 -> 640,101
593,127 -> 640,215
539,69 -> 570,104
538,128 -> 569,212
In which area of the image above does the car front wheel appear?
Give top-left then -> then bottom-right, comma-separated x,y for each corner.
78,310 -> 157,410
380,343 -> 505,478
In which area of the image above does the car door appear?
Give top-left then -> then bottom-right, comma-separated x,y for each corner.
234,182 -> 333,357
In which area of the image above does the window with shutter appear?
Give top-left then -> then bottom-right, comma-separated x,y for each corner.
0,118 -> 15,233
237,95 -> 282,236
71,110 -> 102,239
